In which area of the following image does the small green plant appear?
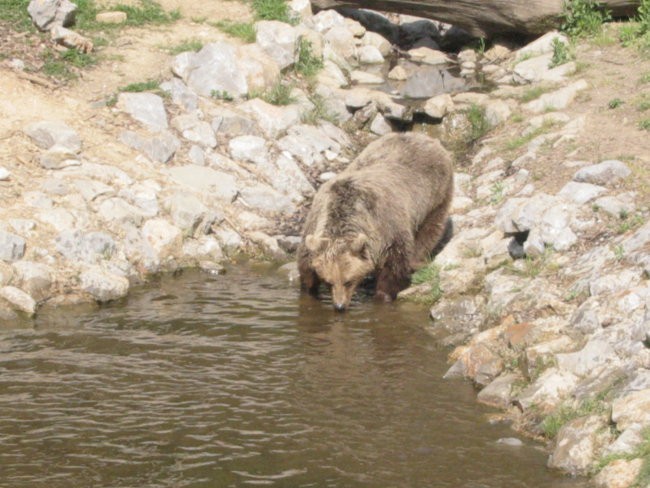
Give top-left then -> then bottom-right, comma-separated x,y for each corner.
637,95 -> 650,111
617,213 -> 645,233
608,97 -> 624,109
641,72 -> 650,84
641,118 -> 650,131
520,86 -> 551,102
490,181 -> 505,205
549,38 -> 574,68
619,0 -> 650,50
211,90 -> 234,101
302,94 -> 338,125
613,244 -> 625,260
213,20 -> 256,43
115,0 -> 180,26
42,47 -> 97,80
561,0 -> 612,38
120,79 -> 160,92
474,37 -> 487,54
410,262 -> 443,304
466,104 -> 489,141
167,39 -> 203,55
294,39 -> 323,77
252,0 -> 293,23
541,398 -> 608,439
251,82 -> 295,106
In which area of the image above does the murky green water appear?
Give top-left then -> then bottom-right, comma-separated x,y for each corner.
0,265 -> 587,488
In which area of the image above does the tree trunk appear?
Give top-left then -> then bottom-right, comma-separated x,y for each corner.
310,0 -> 641,38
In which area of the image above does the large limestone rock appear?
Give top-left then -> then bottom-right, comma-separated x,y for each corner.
309,0 -> 638,38
255,20 -> 298,70
548,415 -> 609,476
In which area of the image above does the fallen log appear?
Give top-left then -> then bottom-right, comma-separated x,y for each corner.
311,0 -> 641,38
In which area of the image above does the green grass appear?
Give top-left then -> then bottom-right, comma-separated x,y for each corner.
561,0 -> 612,38
520,86 -> 552,102
410,262 -> 443,304
541,398 -> 608,439
252,0 -> 293,23
596,427 -> 650,487
213,20 -> 256,43
616,212 -> 645,233
211,90 -> 235,101
549,38 -> 574,68
301,94 -> 338,125
619,0 -> 650,51
250,82 -> 295,105
42,47 -> 98,79
504,121 -> 556,150
637,94 -> 650,111
641,118 -> 650,130
466,104 -> 489,141
119,79 -> 160,92
608,97 -> 624,109
166,38 -> 204,55
294,39 -> 323,77
641,72 -> 650,84
0,0 -> 34,30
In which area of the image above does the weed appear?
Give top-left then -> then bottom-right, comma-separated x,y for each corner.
619,0 -> 650,51
301,94 -> 338,125
410,262 -> 443,304
608,97 -> 624,109
641,72 -> 650,84
641,118 -> 650,130
637,94 -> 650,111
213,20 -> 256,43
120,79 -> 160,92
42,48 -> 97,80
474,37 -> 487,54
541,398 -> 608,439
617,213 -> 644,233
613,244 -> 625,260
211,90 -> 234,101
549,38 -> 574,67
294,39 -> 323,77
504,121 -> 557,151
490,181 -> 505,205
520,86 -> 551,102
114,0 -> 180,27
167,39 -> 203,55
251,82 -> 295,105
466,104 -> 489,141
252,0 -> 293,23
0,0 -> 36,30
561,0 -> 612,38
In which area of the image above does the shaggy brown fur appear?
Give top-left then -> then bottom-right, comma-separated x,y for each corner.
297,132 -> 454,311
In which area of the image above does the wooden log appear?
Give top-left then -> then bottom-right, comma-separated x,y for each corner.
311,0 -> 641,38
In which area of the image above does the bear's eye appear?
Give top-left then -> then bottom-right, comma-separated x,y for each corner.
344,280 -> 353,288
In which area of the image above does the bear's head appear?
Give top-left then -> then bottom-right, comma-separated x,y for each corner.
305,233 -> 374,312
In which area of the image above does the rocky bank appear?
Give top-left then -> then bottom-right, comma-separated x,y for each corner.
1,0 -> 650,485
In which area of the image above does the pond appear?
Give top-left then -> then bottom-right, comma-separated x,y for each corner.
0,265 -> 587,487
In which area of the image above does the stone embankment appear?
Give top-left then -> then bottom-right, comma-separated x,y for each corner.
1,1 -> 649,485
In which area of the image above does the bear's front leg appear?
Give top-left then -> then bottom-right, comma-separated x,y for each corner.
375,241 -> 411,302
298,262 -> 321,296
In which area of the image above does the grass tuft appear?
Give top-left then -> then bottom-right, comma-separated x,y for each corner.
119,79 -> 160,92
466,104 -> 489,141
410,262 -> 443,304
294,39 -> 323,77
252,0 -> 294,23
213,20 -> 256,43
561,0 -> 611,38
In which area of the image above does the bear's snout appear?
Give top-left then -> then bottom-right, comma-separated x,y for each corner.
333,302 -> 346,312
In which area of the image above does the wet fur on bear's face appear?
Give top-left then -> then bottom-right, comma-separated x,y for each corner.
306,233 -> 374,311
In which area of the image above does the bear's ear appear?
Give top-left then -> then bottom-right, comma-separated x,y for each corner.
305,234 -> 329,253
350,233 -> 368,257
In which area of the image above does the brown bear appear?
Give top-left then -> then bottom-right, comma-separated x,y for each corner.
297,132 -> 454,311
